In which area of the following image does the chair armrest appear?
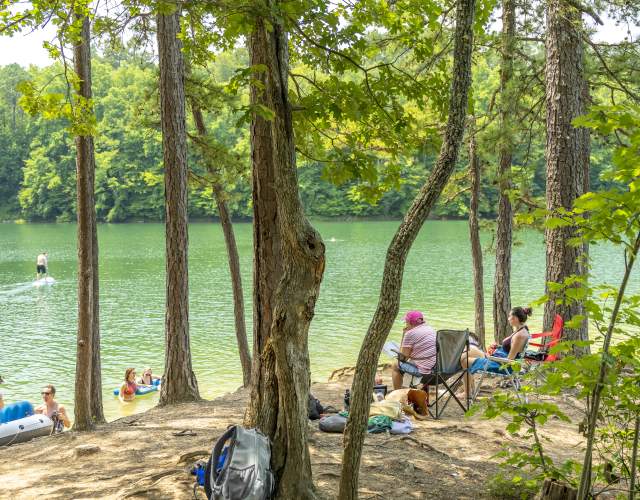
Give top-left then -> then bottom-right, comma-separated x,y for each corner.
530,332 -> 553,339
486,355 -> 517,364
528,342 -> 544,348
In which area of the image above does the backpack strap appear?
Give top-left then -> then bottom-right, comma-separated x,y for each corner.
207,425 -> 237,495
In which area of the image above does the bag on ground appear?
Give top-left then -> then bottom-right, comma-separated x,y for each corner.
318,414 -> 348,433
204,425 -> 275,500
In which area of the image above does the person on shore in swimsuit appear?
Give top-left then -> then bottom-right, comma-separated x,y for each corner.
460,306 -> 532,399
34,384 -> 70,432
36,252 -> 48,280
119,368 -> 138,403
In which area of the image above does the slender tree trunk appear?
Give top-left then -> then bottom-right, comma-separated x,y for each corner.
157,7 -> 200,404
245,9 -> 325,499
338,0 -> 476,496
72,15 -> 96,431
468,117 -> 485,347
189,103 -> 252,387
243,15 -> 281,440
493,0 -> 516,343
577,231 -> 640,498
214,189 -> 252,386
543,0 -> 590,353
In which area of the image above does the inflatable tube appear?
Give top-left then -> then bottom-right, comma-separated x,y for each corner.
0,415 -> 53,447
0,401 -> 34,424
113,378 -> 161,397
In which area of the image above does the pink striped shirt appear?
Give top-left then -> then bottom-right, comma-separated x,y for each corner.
401,323 -> 437,373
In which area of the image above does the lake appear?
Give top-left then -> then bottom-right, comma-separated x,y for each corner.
0,221 -> 636,421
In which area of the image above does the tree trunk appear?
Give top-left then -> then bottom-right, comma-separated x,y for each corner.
537,479 -> 578,500
337,0 -> 476,496
468,117 -> 485,347
214,189 -> 252,387
157,8 -> 200,404
245,10 -> 325,499
543,0 -> 590,353
72,14 -> 96,431
493,0 -> 516,343
189,103 -> 252,387
243,15 -> 282,441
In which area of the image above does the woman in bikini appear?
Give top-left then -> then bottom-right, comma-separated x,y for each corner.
461,306 -> 533,399
119,368 -> 138,403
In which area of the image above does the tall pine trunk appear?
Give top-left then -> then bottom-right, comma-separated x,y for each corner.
493,0 -> 515,342
157,8 -> 200,404
73,14 -> 97,431
244,9 -> 325,499
243,14 -> 281,440
543,0 -> 590,352
468,117 -> 485,347
338,0 -> 476,496
190,103 -> 252,387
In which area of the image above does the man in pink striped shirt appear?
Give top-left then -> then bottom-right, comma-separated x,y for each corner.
392,310 -> 437,389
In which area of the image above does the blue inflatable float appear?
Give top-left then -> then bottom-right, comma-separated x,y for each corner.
0,401 -> 34,424
113,378 -> 161,397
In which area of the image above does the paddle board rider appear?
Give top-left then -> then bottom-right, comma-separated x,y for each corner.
36,252 -> 48,280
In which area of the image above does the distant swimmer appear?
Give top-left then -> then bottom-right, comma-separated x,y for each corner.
36,252 -> 48,280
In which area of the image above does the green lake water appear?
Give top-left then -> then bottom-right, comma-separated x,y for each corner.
0,221 -> 637,421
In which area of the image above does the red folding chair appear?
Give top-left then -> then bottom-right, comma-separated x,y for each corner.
525,314 -> 564,364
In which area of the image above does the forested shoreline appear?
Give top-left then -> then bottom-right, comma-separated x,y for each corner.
0,48 -> 618,223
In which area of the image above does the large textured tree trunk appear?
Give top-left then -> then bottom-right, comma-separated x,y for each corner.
157,8 -> 200,404
468,117 -> 485,347
189,103 -> 252,387
493,0 -> 516,343
337,0 -> 476,496
543,0 -> 590,353
243,14 -> 281,440
244,9 -> 325,499
73,15 -> 97,431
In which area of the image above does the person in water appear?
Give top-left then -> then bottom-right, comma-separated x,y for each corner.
138,367 -> 161,386
0,374 -> 5,410
36,252 -> 48,279
34,384 -> 70,432
119,367 -> 138,402
461,306 -> 533,399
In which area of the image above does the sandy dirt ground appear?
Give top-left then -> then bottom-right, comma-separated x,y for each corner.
0,366 -> 587,499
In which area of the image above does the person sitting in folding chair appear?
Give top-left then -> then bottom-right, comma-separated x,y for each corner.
461,306 -> 532,400
391,310 -> 437,390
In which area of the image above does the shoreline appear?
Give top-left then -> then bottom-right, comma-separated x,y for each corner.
0,364 -> 587,499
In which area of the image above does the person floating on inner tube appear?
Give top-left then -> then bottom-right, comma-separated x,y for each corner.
36,252 -> 48,280
138,367 -> 161,386
34,384 -> 70,432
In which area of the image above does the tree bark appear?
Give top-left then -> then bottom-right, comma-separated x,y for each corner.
189,103 -> 252,387
157,7 -> 200,404
337,0 -> 476,496
543,0 -> 590,353
244,9 -> 325,499
468,117 -> 485,347
72,14 -> 96,431
493,0 -> 516,343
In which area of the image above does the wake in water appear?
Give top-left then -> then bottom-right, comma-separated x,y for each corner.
0,278 -> 55,298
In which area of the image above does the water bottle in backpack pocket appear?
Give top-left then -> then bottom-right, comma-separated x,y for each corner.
203,425 -> 275,500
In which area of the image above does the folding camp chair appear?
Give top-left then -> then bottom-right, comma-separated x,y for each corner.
470,354 -> 527,403
397,329 -> 471,419
524,314 -> 564,365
